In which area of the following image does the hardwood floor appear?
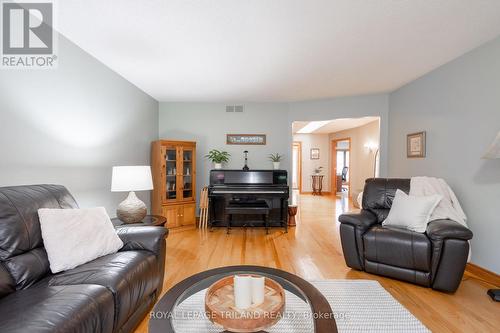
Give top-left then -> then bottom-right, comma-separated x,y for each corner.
135,193 -> 500,333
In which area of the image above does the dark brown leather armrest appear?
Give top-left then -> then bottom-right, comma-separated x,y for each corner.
426,219 -> 473,241
338,210 -> 378,232
116,226 -> 168,257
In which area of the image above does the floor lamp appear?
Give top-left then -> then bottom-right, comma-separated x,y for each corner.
483,132 -> 500,302
373,148 -> 380,177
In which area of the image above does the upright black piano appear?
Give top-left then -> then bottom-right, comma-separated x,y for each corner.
208,170 -> 289,232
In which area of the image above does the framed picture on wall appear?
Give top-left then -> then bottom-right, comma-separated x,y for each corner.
407,131 -> 426,158
226,134 -> 266,145
310,148 -> 320,160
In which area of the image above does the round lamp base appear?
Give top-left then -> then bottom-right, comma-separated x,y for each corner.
116,191 -> 147,224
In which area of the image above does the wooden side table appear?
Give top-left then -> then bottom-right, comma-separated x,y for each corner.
311,175 -> 324,195
111,214 -> 167,228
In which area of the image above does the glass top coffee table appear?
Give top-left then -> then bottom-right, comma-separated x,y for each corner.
149,265 -> 338,333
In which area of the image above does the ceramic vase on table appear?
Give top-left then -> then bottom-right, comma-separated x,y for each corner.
116,191 -> 147,223
273,162 -> 280,170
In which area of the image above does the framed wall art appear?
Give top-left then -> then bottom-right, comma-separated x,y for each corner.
407,131 -> 426,158
226,134 -> 266,145
310,148 -> 320,160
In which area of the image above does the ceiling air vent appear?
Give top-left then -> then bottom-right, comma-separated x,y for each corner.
226,105 -> 244,113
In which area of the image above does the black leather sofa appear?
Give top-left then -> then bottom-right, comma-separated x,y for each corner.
339,178 -> 473,292
0,185 -> 167,333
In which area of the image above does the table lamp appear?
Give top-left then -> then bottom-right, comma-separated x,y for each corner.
483,132 -> 500,302
111,166 -> 153,223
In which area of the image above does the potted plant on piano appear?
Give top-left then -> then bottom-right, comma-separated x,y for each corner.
269,153 -> 283,170
205,149 -> 231,169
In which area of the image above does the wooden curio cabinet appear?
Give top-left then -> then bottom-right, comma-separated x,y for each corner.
151,140 -> 196,228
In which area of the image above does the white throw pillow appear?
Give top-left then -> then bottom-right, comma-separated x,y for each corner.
38,207 -> 123,273
382,190 -> 442,233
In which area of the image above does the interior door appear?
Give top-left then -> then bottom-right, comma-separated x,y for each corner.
332,143 -> 338,192
292,142 -> 301,190
332,138 -> 351,193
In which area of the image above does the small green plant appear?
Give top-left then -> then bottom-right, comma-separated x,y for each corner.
268,153 -> 283,162
205,149 -> 231,163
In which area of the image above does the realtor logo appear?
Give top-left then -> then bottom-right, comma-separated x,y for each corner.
1,0 -> 57,68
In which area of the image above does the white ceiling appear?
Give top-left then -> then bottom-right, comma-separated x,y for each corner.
293,117 -> 379,134
57,1 -> 500,102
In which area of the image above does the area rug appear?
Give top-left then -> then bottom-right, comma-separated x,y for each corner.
172,280 -> 430,332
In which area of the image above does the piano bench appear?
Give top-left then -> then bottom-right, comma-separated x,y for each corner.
225,202 -> 271,234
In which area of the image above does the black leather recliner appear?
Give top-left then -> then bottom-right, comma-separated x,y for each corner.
0,185 -> 167,333
339,178 -> 473,292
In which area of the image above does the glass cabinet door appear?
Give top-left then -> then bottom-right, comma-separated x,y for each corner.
181,148 -> 194,201
165,147 -> 177,201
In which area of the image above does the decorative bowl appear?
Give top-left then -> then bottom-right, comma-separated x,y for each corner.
205,274 -> 285,332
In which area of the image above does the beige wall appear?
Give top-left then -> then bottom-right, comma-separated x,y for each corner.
329,120 -> 380,193
293,134 -> 331,192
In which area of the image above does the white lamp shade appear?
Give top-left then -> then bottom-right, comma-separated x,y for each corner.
111,166 -> 153,192
483,132 -> 500,159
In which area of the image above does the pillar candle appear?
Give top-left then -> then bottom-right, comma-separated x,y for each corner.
234,275 -> 252,309
251,276 -> 265,305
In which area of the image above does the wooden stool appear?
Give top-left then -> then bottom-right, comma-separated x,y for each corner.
288,205 -> 298,227
199,187 -> 209,228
